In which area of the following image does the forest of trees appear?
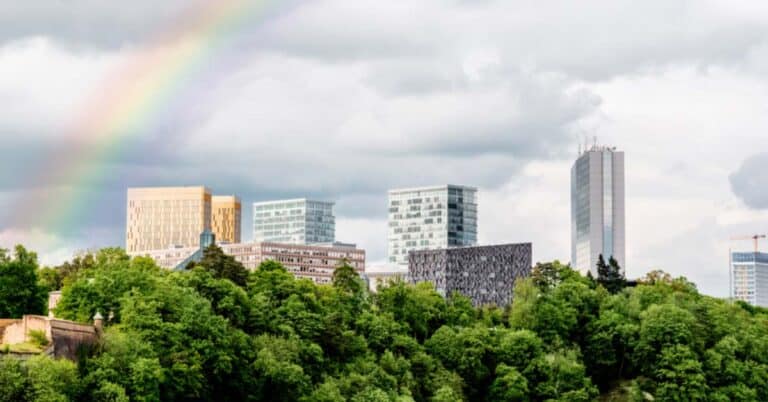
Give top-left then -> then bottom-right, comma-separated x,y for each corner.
1,244 -> 768,401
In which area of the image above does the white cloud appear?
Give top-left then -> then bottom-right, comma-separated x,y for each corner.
1,1 -> 768,299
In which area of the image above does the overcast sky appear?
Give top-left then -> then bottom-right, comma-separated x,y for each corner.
2,0 -> 768,297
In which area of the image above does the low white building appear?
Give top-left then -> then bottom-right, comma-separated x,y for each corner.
364,264 -> 408,293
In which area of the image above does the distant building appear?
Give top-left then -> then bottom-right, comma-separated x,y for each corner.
571,145 -> 625,276
212,195 -> 242,243
48,291 -> 62,319
388,185 -> 478,266
126,186 -> 212,253
132,241 -> 364,285
253,199 -> 335,245
364,264 -> 408,293
408,243 -> 532,306
731,251 -> 768,307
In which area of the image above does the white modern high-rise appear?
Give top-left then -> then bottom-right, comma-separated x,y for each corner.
731,251 -> 768,307
388,185 -> 478,266
253,199 -> 335,245
571,145 -> 625,275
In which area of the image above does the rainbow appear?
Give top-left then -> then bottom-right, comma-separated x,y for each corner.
15,0 -> 290,233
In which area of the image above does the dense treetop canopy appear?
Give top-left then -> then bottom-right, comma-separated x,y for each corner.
0,246 -> 767,401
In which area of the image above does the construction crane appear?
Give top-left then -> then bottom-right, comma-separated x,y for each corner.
730,234 -> 767,252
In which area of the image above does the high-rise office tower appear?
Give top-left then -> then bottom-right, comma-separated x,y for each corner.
252,199 -> 335,245
126,186 -> 212,253
571,145 -> 625,275
212,195 -> 241,243
731,251 -> 768,307
388,185 -> 478,266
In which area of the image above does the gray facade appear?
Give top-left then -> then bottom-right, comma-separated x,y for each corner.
571,146 -> 625,276
732,252 -> 768,307
388,185 -> 478,266
408,243 -> 532,306
253,199 -> 335,245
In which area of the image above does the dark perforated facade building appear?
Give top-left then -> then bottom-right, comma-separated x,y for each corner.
408,243 -> 532,306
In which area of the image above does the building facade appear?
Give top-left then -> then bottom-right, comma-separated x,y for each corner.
732,251 -> 768,307
212,195 -> 241,243
223,242 -> 363,284
126,186 -> 212,253
132,241 -> 365,285
388,185 -> 478,266
253,199 -> 335,245
364,264 -> 409,293
571,146 -> 625,276
409,243 -> 532,306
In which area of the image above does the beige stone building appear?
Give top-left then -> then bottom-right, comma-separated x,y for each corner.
212,195 -> 241,243
133,241 -> 365,285
126,186 -> 212,253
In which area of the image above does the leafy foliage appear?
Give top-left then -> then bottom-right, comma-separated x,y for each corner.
596,254 -> 627,294
188,244 -> 249,287
0,246 -> 46,318
1,244 -> 767,401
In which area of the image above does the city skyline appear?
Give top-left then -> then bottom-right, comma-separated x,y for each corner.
3,1 -> 768,299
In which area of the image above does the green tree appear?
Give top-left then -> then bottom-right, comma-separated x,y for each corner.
495,329 -> 544,371
25,355 -> 82,401
37,266 -> 63,292
430,385 -> 463,402
524,350 -> 598,401
55,254 -> 160,323
9,244 -> 768,402
117,275 -> 255,401
190,244 -> 248,287
654,345 -> 708,400
489,364 -> 529,401
0,357 -> 27,402
252,335 -> 312,401
0,246 -> 46,318
426,325 -> 492,399
634,304 -> 696,373
82,330 -> 163,402
377,281 -> 446,341
332,259 -> 364,296
596,254 -> 626,294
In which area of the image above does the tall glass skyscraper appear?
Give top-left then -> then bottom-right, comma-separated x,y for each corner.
731,251 -> 768,307
388,185 -> 478,266
253,199 -> 335,245
571,145 -> 625,275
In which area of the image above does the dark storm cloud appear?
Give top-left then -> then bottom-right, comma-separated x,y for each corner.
4,0 -> 768,266
730,153 -> 768,209
0,1 -> 200,47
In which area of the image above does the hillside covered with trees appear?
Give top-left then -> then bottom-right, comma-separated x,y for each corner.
1,244 -> 767,401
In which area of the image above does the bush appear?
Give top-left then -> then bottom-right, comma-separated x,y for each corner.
28,329 -> 49,348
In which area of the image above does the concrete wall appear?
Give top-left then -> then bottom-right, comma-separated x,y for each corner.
1,315 -> 49,345
0,315 -> 98,360
0,319 -> 21,344
49,319 -> 98,360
